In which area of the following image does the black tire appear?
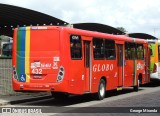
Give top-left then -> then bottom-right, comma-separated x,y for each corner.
95,79 -> 106,100
51,92 -> 69,100
139,77 -> 142,85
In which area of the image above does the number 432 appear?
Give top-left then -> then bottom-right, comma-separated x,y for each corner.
32,69 -> 42,74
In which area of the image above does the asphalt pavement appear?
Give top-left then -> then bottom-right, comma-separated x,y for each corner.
0,92 -> 52,106
0,80 -> 160,107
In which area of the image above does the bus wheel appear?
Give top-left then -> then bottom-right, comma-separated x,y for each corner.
96,79 -> 106,100
51,92 -> 69,100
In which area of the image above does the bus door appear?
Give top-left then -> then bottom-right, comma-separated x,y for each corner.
124,43 -> 136,87
117,44 -> 124,87
83,40 -> 91,92
144,46 -> 150,82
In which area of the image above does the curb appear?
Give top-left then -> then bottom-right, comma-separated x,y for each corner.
0,95 -> 52,106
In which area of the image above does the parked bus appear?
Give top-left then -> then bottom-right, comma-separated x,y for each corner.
147,40 -> 159,80
0,36 -> 13,57
1,42 -> 12,56
12,26 -> 150,100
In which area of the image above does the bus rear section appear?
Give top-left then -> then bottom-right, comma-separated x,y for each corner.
12,27 -> 66,92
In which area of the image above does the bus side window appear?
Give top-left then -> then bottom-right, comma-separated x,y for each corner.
131,47 -> 136,59
105,40 -> 116,60
125,42 -> 131,60
125,42 -> 136,60
150,48 -> 153,56
136,44 -> 144,60
93,38 -> 104,59
70,35 -> 82,59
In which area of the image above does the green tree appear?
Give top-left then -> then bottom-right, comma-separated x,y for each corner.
117,27 -> 127,33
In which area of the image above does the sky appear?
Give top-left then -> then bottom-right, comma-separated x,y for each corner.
1,0 -> 160,38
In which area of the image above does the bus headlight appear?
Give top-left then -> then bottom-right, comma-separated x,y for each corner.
13,66 -> 18,81
56,66 -> 65,82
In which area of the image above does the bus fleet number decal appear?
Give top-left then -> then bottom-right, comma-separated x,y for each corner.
32,69 -> 42,74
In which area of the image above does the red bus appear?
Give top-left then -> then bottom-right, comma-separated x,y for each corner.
12,26 -> 150,100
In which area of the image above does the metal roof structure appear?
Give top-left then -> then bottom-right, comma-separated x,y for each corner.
73,23 -> 125,35
0,3 -> 68,36
128,33 -> 158,40
0,4 -> 125,37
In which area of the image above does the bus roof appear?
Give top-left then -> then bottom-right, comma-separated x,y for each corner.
16,26 -> 148,44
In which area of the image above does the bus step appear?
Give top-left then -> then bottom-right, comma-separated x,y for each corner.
117,87 -> 123,91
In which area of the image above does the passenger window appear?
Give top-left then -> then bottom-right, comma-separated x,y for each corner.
70,35 -> 82,59
105,40 -> 116,60
125,42 -> 136,60
137,44 -> 144,60
93,38 -> 104,59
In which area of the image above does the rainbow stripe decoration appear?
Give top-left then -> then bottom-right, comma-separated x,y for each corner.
16,27 -> 30,82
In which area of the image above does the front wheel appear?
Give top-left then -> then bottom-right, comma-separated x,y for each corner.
95,79 -> 106,100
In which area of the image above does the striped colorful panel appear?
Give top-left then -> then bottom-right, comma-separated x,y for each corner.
16,27 -> 30,82
25,27 -> 30,82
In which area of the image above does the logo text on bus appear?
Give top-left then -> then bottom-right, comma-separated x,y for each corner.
93,64 -> 114,72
